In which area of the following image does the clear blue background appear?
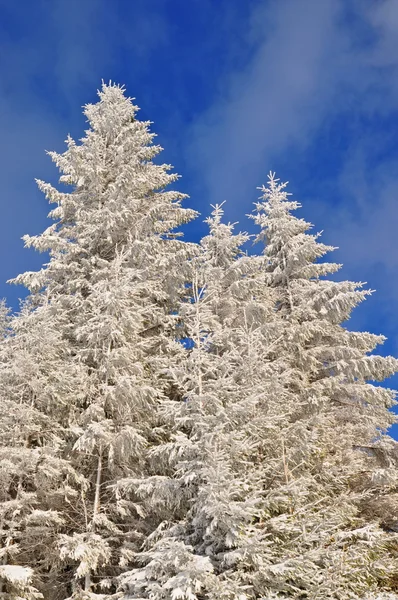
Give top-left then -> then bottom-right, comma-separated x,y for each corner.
1,0 -> 397,433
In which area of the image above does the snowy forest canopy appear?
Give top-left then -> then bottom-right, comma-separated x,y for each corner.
0,83 -> 398,600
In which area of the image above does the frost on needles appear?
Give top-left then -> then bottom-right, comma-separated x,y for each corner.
0,84 -> 398,600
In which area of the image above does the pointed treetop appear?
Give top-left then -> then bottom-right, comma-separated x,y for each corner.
83,82 -> 140,138
202,202 -> 250,269
250,173 -> 340,284
257,171 -> 298,211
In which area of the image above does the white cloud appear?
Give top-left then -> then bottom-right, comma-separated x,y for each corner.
188,0 -> 348,211
187,0 -> 398,211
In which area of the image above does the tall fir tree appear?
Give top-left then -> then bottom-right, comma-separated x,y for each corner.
237,174 -> 398,599
0,83 -> 197,599
116,204 -> 279,599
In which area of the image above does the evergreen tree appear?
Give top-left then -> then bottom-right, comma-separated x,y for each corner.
117,204 -> 277,599
236,174 -> 398,599
0,83 -> 196,599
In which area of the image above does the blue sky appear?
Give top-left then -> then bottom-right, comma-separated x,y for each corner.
1,0 -> 398,429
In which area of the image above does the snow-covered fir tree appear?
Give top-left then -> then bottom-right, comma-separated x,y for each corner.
0,83 -> 197,599
236,174 -> 398,599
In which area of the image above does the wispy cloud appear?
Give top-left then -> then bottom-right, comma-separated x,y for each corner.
188,0 -> 398,210
188,0 -> 348,211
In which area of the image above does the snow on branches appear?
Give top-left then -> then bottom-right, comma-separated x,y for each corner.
0,90 -> 397,600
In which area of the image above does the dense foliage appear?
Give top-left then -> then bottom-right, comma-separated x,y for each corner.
0,84 -> 397,600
